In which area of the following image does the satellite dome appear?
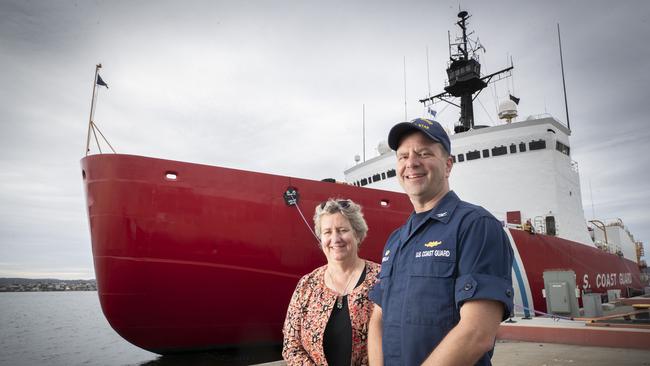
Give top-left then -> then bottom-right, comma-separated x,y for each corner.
498,99 -> 518,123
377,140 -> 391,155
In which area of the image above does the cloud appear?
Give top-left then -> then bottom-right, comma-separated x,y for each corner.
1,0 -> 648,279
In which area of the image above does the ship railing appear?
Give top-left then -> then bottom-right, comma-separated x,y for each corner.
615,244 -> 623,257
588,220 -> 610,251
637,241 -> 645,259
522,113 -> 555,121
605,218 -> 625,227
593,240 -> 614,254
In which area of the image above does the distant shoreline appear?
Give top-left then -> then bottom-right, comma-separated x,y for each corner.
0,278 -> 97,292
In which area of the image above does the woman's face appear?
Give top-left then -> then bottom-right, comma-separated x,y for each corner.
319,212 -> 359,263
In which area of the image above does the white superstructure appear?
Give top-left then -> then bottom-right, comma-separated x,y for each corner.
590,219 -> 642,261
344,114 -> 639,262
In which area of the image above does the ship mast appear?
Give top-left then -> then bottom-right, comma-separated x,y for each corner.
85,64 -> 116,155
419,10 -> 513,133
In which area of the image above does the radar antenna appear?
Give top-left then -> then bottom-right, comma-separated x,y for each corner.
419,10 -> 513,133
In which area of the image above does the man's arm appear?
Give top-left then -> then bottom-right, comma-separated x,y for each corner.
367,304 -> 384,366
421,299 -> 503,366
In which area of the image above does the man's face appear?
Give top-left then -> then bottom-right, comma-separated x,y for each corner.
396,131 -> 452,206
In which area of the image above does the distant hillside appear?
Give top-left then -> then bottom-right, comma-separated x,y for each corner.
0,278 -> 97,292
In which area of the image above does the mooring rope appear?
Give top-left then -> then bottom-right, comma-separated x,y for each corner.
293,201 -> 321,247
514,303 -> 574,321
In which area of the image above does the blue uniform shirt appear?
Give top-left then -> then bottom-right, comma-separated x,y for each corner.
369,191 -> 514,366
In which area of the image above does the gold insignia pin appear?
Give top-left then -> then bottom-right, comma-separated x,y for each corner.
424,241 -> 442,248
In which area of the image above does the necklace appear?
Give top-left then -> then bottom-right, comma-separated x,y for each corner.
328,263 -> 359,309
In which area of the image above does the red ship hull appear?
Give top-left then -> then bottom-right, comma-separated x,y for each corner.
509,229 -> 643,316
81,154 -> 644,353
81,154 -> 412,353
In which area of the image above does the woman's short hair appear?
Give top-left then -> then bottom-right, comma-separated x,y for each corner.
313,198 -> 368,245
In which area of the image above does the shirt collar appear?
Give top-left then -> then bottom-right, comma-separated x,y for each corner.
422,190 -> 459,224
400,191 -> 460,244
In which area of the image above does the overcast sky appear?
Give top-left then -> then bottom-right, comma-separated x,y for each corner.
1,0 -> 648,279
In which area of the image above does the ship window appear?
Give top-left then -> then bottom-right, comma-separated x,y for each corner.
381,172 -> 386,180
360,178 -> 368,186
491,146 -> 507,156
529,139 -> 546,150
466,150 -> 481,160
387,169 -> 396,178
556,141 -> 570,156
451,155 -> 456,163
457,154 -> 465,162
368,176 -> 373,183
519,142 -> 526,152
373,173 -> 381,182
165,171 -> 178,180
482,149 -> 490,158
510,144 -> 517,153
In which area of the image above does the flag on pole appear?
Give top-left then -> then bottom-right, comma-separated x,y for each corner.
427,106 -> 437,118
509,94 -> 520,105
96,74 -> 109,88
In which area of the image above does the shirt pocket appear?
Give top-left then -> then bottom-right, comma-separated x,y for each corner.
406,260 -> 456,326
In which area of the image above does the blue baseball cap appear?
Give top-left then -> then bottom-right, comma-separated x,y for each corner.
387,118 -> 451,153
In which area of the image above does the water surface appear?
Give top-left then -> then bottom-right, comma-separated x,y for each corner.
0,292 -> 281,366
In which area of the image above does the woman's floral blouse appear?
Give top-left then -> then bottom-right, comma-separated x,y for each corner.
282,260 -> 380,366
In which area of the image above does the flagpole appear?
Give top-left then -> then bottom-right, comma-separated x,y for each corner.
86,64 -> 101,156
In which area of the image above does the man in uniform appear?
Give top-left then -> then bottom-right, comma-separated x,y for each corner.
368,118 -> 514,366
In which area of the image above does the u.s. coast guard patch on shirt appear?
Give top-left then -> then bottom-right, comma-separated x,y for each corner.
415,240 -> 451,258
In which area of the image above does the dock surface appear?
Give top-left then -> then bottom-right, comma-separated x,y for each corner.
498,315 -> 650,349
256,341 -> 650,366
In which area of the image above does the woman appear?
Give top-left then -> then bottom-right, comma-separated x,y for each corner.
282,198 -> 380,366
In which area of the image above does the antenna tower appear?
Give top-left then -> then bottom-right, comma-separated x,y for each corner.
419,10 -> 513,133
